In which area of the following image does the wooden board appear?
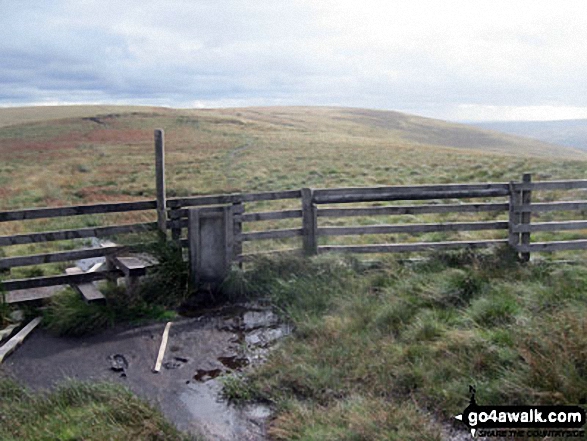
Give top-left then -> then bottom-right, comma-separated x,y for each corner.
108,256 -> 150,277
319,239 -> 508,254
241,228 -> 303,242
317,221 -> 509,236
0,317 -> 42,364
1,269 -> 123,292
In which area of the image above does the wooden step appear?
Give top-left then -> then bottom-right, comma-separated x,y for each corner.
65,267 -> 106,302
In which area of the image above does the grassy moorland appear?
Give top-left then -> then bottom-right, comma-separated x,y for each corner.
0,106 -> 586,440
223,251 -> 587,440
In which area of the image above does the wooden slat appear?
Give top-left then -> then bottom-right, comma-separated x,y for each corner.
318,203 -> 509,217
241,228 -> 303,242
167,189 -> 301,209
0,200 -> 156,222
0,245 -> 123,269
0,269 -> 123,292
318,221 -> 508,236
313,189 -> 509,204
0,317 -> 42,364
512,180 -> 587,191
65,267 -> 105,302
513,220 -> 587,233
319,240 -> 508,254
515,201 -> 587,213
0,222 -> 157,246
0,324 -> 20,343
314,182 -> 509,197
517,240 -> 587,253
239,209 -> 302,222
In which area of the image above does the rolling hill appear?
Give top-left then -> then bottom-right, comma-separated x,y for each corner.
0,105 -> 585,211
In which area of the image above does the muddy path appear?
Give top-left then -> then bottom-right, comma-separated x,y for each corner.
2,303 -> 290,441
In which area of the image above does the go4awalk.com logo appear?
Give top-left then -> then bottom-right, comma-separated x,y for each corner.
455,387 -> 586,438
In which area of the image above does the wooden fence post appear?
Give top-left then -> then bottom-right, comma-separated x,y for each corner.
508,181 -> 521,256
154,129 -> 167,239
520,173 -> 532,262
169,207 -> 181,242
301,188 -> 317,255
233,201 -> 244,266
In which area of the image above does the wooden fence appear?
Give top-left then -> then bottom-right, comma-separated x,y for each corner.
0,129 -> 586,298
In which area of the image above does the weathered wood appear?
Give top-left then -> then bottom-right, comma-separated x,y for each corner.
0,200 -> 157,222
169,209 -> 183,241
0,222 -> 157,246
520,173 -> 532,262
508,182 -> 521,249
301,188 -> 318,255
155,129 -> 167,237
317,221 -> 508,236
512,220 -> 587,233
167,189 -> 301,209
517,240 -> 587,253
153,321 -> 172,373
512,179 -> 587,191
241,228 -> 303,242
0,317 -> 42,364
1,269 -> 123,292
313,189 -> 509,204
319,239 -> 508,254
0,244 -> 123,269
108,256 -> 150,277
318,203 -> 509,218
515,201 -> 587,213
239,209 -> 303,222
314,182 -> 509,198
233,202 -> 244,261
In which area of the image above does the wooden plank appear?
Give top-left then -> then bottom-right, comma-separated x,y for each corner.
318,203 -> 509,217
153,322 -> 172,373
0,244 -> 123,269
233,202 -> 244,261
319,239 -> 508,254
517,240 -> 587,253
109,256 -> 150,277
0,317 -> 42,364
314,182 -> 510,198
515,201 -> 587,213
0,200 -> 157,222
520,173 -> 532,262
4,287 -> 59,304
239,209 -> 303,222
0,269 -> 123,292
0,222 -> 157,246
513,220 -> 587,233
241,228 -> 303,242
512,179 -> 587,191
155,129 -> 167,237
166,189 -> 301,209
317,221 -> 508,236
313,189 -> 509,204
65,267 -> 105,302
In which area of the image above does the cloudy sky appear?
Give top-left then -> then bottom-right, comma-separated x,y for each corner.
2,0 -> 587,121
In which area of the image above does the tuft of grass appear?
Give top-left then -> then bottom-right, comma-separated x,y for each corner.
0,377 -> 194,441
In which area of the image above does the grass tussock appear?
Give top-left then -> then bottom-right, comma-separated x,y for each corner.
221,248 -> 587,439
0,377 -> 193,441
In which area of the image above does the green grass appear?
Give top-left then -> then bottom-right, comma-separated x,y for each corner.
220,250 -> 587,440
0,377 -> 194,441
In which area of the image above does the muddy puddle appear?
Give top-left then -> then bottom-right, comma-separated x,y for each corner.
2,301 -> 292,441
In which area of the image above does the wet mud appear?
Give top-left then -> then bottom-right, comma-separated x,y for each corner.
1,302 -> 291,440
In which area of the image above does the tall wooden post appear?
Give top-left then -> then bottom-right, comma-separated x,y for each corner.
520,173 -> 532,262
155,129 -> 167,238
301,188 -> 318,255
508,181 -> 520,253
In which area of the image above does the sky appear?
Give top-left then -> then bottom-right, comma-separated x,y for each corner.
2,0 -> 587,122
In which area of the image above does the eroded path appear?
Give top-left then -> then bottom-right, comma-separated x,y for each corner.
2,303 -> 290,441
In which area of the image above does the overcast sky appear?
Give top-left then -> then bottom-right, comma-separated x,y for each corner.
2,0 -> 587,121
